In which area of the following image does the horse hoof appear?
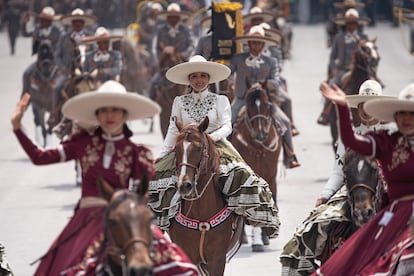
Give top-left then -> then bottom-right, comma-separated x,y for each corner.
291,127 -> 300,137
317,115 -> 329,126
252,244 -> 264,252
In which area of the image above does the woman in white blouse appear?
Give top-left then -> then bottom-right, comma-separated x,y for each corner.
148,55 -> 280,252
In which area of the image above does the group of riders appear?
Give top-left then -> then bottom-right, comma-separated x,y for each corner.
1,0 -> 410,275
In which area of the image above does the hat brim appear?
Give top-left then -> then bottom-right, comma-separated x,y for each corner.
82,35 -> 123,44
363,98 -> 413,122
166,61 -> 231,85
234,35 -> 279,46
346,95 -> 395,108
335,17 -> 370,25
60,15 -> 97,26
62,92 -> 161,125
333,3 -> 365,9
156,11 -> 192,21
243,12 -> 275,24
264,29 -> 283,44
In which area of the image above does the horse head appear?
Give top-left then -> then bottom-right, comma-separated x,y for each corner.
158,47 -> 183,71
353,39 -> 380,78
343,151 -> 381,228
244,81 -> 273,142
36,39 -> 56,78
63,70 -> 100,101
174,116 -> 219,198
97,175 -> 154,275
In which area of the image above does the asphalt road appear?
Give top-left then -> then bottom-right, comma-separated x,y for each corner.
0,21 -> 412,275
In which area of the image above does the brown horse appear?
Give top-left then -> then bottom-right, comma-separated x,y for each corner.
150,49 -> 186,138
319,150 -> 382,264
231,83 -> 282,199
97,175 -> 154,275
169,117 -> 243,275
327,39 -> 381,145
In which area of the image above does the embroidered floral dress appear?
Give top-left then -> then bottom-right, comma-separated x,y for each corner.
313,104 -> 414,276
13,127 -> 198,276
148,89 -> 280,237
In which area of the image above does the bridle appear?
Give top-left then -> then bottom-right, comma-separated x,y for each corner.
104,191 -> 153,276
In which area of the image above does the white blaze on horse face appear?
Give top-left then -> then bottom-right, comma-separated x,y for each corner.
365,42 -> 378,60
178,141 -> 190,184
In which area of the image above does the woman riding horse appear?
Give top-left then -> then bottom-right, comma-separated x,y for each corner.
11,80 -> 197,275
280,80 -> 393,275
148,55 -> 280,254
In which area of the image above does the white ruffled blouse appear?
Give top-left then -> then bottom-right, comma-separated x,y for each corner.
159,89 -> 232,158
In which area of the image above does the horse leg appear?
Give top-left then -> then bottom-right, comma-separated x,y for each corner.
329,108 -> 338,151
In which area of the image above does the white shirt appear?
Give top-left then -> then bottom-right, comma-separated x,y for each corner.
159,89 -> 232,158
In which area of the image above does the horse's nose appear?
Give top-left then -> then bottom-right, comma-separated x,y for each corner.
179,181 -> 193,196
363,207 -> 375,220
129,266 -> 153,276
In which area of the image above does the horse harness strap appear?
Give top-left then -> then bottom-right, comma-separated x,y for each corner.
349,183 -> 376,195
175,206 -> 232,265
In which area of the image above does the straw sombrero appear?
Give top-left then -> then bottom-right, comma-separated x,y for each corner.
334,0 -> 365,10
364,83 -> 414,122
156,3 -> 191,21
259,22 -> 283,44
37,6 -> 59,20
234,25 -> 279,46
166,55 -> 230,85
82,27 -> 123,44
243,6 -> 275,25
60,8 -> 97,26
335,8 -> 370,25
62,80 -> 160,125
346,80 -> 394,108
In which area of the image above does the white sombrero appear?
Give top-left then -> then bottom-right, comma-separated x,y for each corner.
60,8 -> 97,26
62,80 -> 161,125
243,7 -> 275,25
259,22 -> 283,44
82,26 -> 123,44
156,3 -> 191,21
364,83 -> 414,122
38,6 -> 59,20
346,80 -> 394,108
234,25 -> 279,46
166,55 -> 230,85
335,8 -> 370,25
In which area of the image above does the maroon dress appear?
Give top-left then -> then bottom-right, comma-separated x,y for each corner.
14,127 -> 198,276
313,104 -> 414,276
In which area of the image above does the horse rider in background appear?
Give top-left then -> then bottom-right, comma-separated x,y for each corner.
55,8 -> 97,77
21,6 -> 63,56
317,8 -> 369,125
82,27 -> 123,83
229,25 -> 301,169
155,3 -> 194,62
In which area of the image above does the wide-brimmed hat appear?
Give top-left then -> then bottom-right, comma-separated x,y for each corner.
334,0 -> 365,10
243,6 -> 275,25
234,25 -> 279,46
259,22 -> 283,44
62,80 -> 161,125
335,8 -> 370,25
166,55 -> 230,85
82,27 -> 123,44
364,83 -> 414,122
60,8 -> 97,26
37,6 -> 59,20
156,3 -> 191,21
346,80 -> 393,108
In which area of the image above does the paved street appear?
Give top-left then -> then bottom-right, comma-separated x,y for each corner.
0,22 -> 412,275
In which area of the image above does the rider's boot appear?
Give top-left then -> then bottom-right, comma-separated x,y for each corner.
251,226 -> 264,252
317,100 -> 332,126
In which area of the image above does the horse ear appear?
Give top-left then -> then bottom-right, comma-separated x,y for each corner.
199,116 -> 209,132
136,172 -> 149,196
175,116 -> 183,132
97,174 -> 114,202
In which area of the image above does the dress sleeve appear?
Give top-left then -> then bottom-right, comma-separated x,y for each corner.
209,95 -> 232,142
320,140 -> 346,199
158,97 -> 181,158
336,104 -> 375,157
13,128 -> 76,165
